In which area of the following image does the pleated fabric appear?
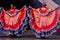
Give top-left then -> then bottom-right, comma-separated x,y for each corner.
29,7 -> 59,38
0,6 -> 28,36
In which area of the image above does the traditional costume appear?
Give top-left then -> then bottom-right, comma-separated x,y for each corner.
0,0 -> 59,38
0,6 -> 28,36
29,7 -> 59,38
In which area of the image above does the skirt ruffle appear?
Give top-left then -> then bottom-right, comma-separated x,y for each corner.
31,26 -> 58,38
0,14 -> 28,36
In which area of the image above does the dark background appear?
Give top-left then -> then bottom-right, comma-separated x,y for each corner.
0,0 -> 60,10
0,0 -> 27,10
0,0 -> 42,10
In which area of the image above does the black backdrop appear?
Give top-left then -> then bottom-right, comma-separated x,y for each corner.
0,0 -> 60,10
0,0 -> 27,10
0,0 -> 42,10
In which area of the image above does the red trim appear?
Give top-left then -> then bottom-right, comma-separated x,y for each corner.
30,8 -> 58,32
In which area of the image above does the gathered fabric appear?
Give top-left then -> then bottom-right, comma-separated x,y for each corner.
29,7 -> 59,37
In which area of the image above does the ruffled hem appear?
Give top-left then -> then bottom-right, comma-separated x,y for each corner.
0,14 -> 28,36
31,26 -> 58,38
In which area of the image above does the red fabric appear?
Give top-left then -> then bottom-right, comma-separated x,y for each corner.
30,8 -> 58,33
39,7 -> 49,14
8,9 -> 16,14
1,8 -> 26,30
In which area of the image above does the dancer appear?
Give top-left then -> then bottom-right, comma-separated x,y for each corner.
0,4 -> 27,36
29,0 -> 59,38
